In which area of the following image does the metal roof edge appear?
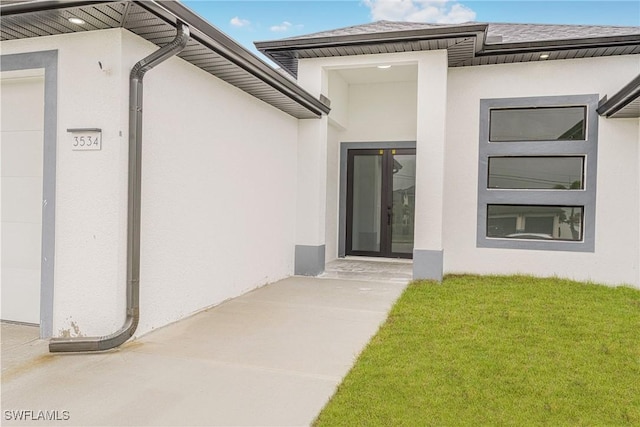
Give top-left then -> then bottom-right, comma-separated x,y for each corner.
254,23 -> 488,51
481,34 -> 640,55
597,74 -> 640,117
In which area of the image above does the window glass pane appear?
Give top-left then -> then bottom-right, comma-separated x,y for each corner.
488,157 -> 584,190
487,205 -> 583,241
490,107 -> 586,141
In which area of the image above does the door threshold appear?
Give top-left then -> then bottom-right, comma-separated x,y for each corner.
342,256 -> 412,264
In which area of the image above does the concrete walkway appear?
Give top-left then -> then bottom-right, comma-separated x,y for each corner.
2,274 -> 408,426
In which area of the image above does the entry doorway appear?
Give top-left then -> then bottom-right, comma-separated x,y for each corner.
346,148 -> 416,258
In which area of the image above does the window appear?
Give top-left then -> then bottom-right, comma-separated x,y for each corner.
488,156 -> 584,190
489,107 -> 586,141
487,205 -> 583,241
477,95 -> 598,252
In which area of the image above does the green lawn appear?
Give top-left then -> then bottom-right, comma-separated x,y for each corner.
315,275 -> 640,426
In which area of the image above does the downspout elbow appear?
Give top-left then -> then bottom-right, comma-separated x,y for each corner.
49,23 -> 190,353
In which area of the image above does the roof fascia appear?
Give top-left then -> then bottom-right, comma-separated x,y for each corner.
480,34 -> 640,55
145,1 -> 329,117
256,25 -> 487,76
256,23 -> 638,74
597,74 -> 640,117
255,24 -> 488,51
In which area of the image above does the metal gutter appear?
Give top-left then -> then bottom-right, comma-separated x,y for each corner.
480,34 -> 640,56
597,74 -> 640,118
254,24 -> 488,51
255,24 -> 638,54
141,1 -> 330,117
49,21 -> 190,352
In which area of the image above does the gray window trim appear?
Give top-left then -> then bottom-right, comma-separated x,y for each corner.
338,141 -> 416,258
1,50 -> 57,337
477,94 -> 599,252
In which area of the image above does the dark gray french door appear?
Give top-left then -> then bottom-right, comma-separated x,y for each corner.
346,148 -> 416,259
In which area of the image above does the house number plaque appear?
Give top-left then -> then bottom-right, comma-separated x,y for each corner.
67,128 -> 102,151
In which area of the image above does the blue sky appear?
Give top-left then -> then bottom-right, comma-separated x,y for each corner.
183,1 -> 639,59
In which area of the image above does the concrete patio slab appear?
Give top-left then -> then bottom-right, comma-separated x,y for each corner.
1,275 -> 407,426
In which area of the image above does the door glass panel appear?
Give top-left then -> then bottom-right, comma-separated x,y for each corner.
352,154 -> 382,252
391,154 -> 416,254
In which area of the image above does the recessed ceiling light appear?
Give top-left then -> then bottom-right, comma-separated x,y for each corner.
68,17 -> 85,25
539,53 -> 550,59
377,65 -> 391,69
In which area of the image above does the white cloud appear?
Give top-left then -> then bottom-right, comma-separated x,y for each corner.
270,21 -> 293,32
230,16 -> 250,28
363,0 -> 476,24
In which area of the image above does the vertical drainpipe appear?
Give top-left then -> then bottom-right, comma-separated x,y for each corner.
49,22 -> 190,352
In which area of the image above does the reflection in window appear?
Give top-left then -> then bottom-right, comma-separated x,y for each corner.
488,157 -> 584,190
487,205 -> 583,241
490,107 -> 586,142
391,155 -> 416,254
352,155 -> 382,252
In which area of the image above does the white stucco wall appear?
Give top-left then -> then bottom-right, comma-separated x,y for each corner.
1,28 -> 300,338
327,71 -> 349,129
2,29 -> 130,337
341,81 -> 417,143
325,123 -> 341,262
413,50 -> 448,255
294,61 -> 329,251
125,31 -> 299,335
444,55 -> 640,287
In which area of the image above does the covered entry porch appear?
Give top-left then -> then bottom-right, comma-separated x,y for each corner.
293,51 -> 448,281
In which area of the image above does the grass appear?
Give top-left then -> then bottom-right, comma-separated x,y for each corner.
314,275 -> 640,426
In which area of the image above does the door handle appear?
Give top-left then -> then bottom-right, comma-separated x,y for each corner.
387,206 -> 392,225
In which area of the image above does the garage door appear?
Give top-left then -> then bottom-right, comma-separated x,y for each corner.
1,70 -> 45,324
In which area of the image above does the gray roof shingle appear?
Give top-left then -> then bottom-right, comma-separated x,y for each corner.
275,20 -> 476,40
488,22 -> 640,43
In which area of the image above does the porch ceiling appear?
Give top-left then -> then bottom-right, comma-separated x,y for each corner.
335,64 -> 418,85
0,0 -> 330,119
262,35 -> 479,78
